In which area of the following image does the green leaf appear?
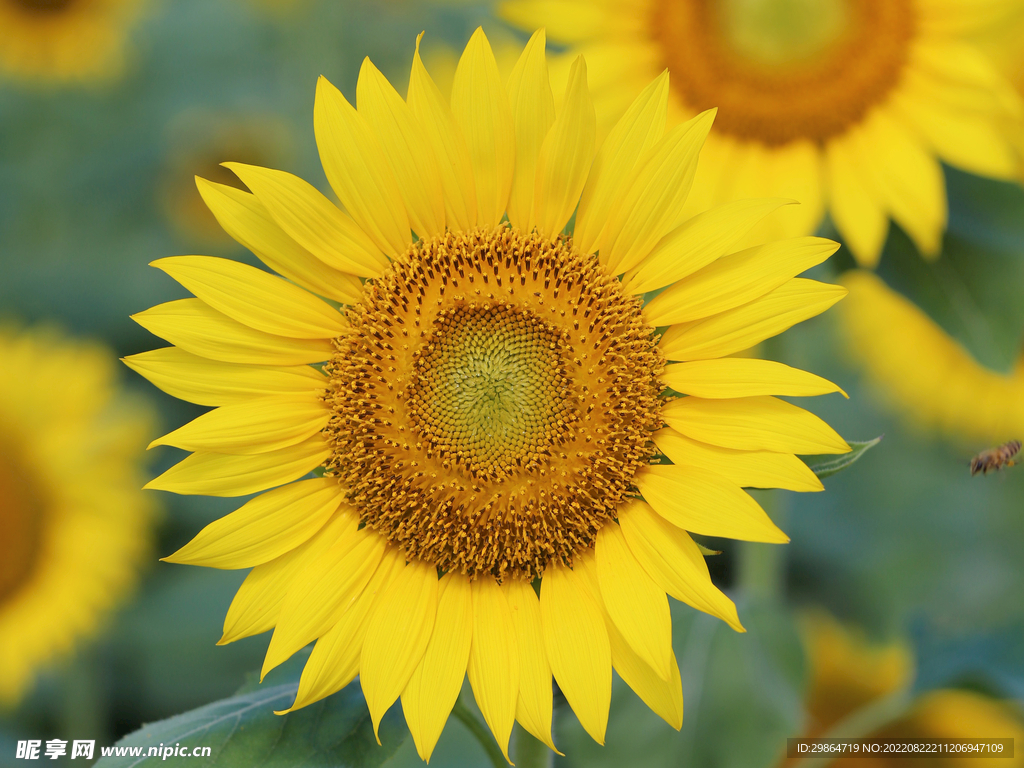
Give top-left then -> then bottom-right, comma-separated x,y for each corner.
804,436 -> 882,479
94,679 -> 406,768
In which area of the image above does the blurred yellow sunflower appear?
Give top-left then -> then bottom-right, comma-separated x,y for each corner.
500,0 -> 1024,267
837,270 -> 1024,445
128,28 -> 850,761
797,612 -> 1024,767
0,327 -> 154,706
0,0 -> 144,84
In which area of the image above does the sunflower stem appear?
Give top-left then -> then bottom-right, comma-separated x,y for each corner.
452,697 -> 507,768
513,725 -> 553,768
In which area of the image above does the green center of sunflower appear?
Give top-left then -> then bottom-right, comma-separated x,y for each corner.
0,430 -> 45,602
408,304 -> 574,481
652,0 -> 915,145
717,0 -> 850,67
323,227 -> 664,581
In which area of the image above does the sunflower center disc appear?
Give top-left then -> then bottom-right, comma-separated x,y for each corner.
324,227 -> 664,580
409,304 -> 574,478
652,0 -> 915,145
0,432 -> 45,601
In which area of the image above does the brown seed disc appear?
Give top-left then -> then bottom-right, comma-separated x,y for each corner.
323,226 -> 664,580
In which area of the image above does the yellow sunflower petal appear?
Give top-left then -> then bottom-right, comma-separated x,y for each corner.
893,79 -> 1019,180
401,573 -> 474,763
313,76 -> 411,258
196,179 -> 363,305
357,57 -> 446,239
467,578 -> 520,764
658,279 -> 848,361
147,395 -> 328,455
573,550 -> 684,729
837,270 -> 1024,444
540,561 -> 611,745
132,299 -> 334,366
533,55 -> 596,238
408,33 -> 477,231
608,620 -> 684,731
451,27 -> 516,229
654,428 -> 824,493
618,499 -> 743,632
661,359 -> 845,399
151,255 -> 347,339
361,560 -> 438,742
621,198 -> 795,295
262,523 -> 386,678
503,579 -> 559,753
635,465 -> 789,543
224,163 -> 386,277
574,70 -> 669,255
281,547 -> 404,713
162,477 -> 344,569
505,29 -> 555,231
644,236 -> 840,326
754,140 -> 825,244
858,110 -> 947,258
121,347 -> 325,408
595,523 -> 672,680
661,396 -> 851,455
599,109 -> 716,275
824,130 -> 890,268
219,512 -> 352,644
144,435 -> 330,497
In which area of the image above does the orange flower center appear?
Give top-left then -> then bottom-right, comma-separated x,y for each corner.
323,227 -> 664,580
652,0 -> 915,145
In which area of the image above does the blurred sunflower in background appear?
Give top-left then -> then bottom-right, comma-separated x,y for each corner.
0,326 -> 154,707
837,271 -> 1024,445
0,0 -> 145,84
500,0 -> 1024,266
129,27 -> 853,762
794,612 -> 1024,766
499,0 -> 1024,456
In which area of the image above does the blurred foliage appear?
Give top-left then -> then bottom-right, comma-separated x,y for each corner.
1,0 -> 1023,766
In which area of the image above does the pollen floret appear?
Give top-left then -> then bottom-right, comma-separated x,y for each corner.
324,226 -> 664,580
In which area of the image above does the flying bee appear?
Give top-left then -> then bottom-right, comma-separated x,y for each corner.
970,440 -> 1022,476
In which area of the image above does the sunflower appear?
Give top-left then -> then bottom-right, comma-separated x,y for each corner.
795,612 -> 1024,767
128,28 -> 850,761
500,0 -> 1024,268
0,326 -> 153,706
837,270 -> 1024,445
0,0 -> 143,84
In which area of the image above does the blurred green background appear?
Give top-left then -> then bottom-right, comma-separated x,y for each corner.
1,0 -> 1023,766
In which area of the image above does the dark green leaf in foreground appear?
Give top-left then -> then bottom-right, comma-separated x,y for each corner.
94,679 -> 406,768
804,436 -> 882,479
